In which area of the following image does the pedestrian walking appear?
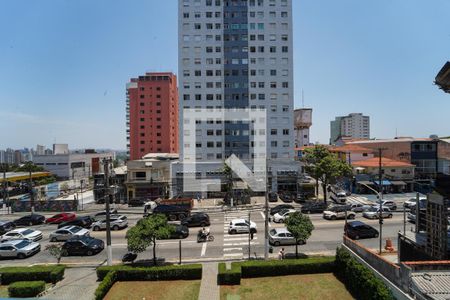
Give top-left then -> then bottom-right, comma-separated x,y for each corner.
278,248 -> 284,260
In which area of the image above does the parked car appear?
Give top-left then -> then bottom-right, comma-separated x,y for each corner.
180,213 -> 210,227
1,228 -> 43,242
94,209 -> 118,221
45,212 -> 77,224
268,192 -> 278,203
58,216 -> 94,229
381,201 -> 397,211
92,215 -> 128,231
363,207 -> 393,219
350,203 -> 368,213
345,221 -> 379,240
150,205 -> 190,221
49,226 -> 90,242
161,224 -> 189,239
270,204 -> 294,216
323,206 -> 356,220
62,236 -> 104,256
0,221 -> 15,235
228,219 -> 257,234
272,209 -> 297,223
269,228 -> 305,246
407,212 -> 416,223
404,198 -> 427,209
0,239 -> 41,259
300,202 -> 326,214
13,214 -> 45,226
279,192 -> 294,203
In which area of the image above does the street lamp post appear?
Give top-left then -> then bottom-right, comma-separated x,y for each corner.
358,182 -> 383,254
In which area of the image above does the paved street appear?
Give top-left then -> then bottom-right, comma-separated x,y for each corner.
0,201 -> 410,266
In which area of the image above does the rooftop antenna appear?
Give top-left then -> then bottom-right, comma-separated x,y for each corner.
302,89 -> 305,108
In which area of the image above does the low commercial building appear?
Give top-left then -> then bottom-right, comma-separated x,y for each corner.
33,150 -> 114,180
330,144 -> 374,164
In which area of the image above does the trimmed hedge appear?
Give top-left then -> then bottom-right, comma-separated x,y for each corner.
94,271 -> 117,300
0,265 -> 65,284
240,256 -> 335,278
96,264 -> 202,281
217,263 -> 241,285
8,281 -> 46,298
335,247 -> 394,300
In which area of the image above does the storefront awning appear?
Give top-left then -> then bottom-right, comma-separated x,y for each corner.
374,180 -> 392,186
390,181 -> 407,186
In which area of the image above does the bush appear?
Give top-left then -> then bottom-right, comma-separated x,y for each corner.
239,256 -> 335,278
0,265 -> 65,284
94,271 -> 117,300
335,247 -> 394,300
217,263 -> 241,285
96,264 -> 202,281
8,281 -> 46,298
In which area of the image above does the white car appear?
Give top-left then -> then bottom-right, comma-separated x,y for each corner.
363,206 -> 393,219
272,209 -> 297,223
228,219 -> 257,234
1,228 -> 43,242
381,200 -> 397,211
92,215 -> 128,231
323,209 -> 356,220
0,239 -> 41,259
404,198 -> 426,209
49,226 -> 90,242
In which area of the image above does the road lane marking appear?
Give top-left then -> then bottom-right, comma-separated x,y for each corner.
224,242 -> 259,246
260,211 -> 272,227
224,253 -> 243,257
224,237 -> 258,242
224,248 -> 242,251
201,242 -> 207,257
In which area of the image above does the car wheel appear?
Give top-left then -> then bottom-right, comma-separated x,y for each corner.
274,241 -> 280,246
306,210 -> 311,214
388,214 -> 393,219
113,225 -> 119,231
29,222 -> 33,226
331,216 -> 337,220
86,250 -> 93,256
354,235 -> 360,240
298,240 -> 305,245
348,214 -> 355,220
374,233 -> 379,238
250,229 -> 257,234
230,229 -> 237,235
17,253 -> 26,259
169,215 -> 177,221
178,213 -> 186,220
93,226 -> 100,231
200,222 -> 207,227
50,237 -> 57,242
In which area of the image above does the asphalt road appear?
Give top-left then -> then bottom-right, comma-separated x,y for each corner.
0,205 -> 410,266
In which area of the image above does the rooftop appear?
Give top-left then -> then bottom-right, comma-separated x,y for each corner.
435,61 -> 450,94
352,157 -> 414,168
411,271 -> 450,300
331,144 -> 373,153
348,137 -> 433,144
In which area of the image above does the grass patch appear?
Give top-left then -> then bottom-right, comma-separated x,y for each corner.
104,280 -> 201,300
0,286 -> 8,298
220,273 -> 354,300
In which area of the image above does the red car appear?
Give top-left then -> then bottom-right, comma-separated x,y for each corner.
45,213 -> 77,224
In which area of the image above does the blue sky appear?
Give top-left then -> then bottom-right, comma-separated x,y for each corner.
0,0 -> 449,150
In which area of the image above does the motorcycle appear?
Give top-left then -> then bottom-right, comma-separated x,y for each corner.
197,231 -> 214,243
122,252 -> 137,263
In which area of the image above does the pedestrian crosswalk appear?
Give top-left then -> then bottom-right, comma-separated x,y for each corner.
346,195 -> 373,205
223,211 -> 259,259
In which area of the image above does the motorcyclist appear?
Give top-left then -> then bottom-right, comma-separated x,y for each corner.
198,227 -> 209,241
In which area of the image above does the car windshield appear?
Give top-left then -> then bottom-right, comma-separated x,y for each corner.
368,207 -> 378,212
269,229 -> 277,235
71,227 -> 81,233
22,229 -> 34,235
278,209 -> 289,214
15,240 -> 31,248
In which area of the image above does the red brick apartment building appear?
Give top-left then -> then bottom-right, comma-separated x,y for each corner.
126,72 -> 178,160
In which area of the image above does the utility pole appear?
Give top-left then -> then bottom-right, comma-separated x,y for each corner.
264,162 -> 269,260
378,148 -> 384,254
2,165 -> 8,214
80,179 -> 84,211
248,211 -> 251,260
29,168 -> 34,214
103,159 -> 113,266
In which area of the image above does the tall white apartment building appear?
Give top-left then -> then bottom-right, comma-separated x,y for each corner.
177,0 -> 297,193
330,113 -> 370,144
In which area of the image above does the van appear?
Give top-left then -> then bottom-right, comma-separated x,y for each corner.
331,191 -> 347,204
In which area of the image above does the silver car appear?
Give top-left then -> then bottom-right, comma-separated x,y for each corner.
1,228 -> 43,242
0,239 -> 40,259
363,207 -> 393,219
92,215 -> 128,231
269,228 -> 304,246
49,226 -> 90,242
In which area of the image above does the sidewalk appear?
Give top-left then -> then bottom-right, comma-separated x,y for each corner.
41,267 -> 98,300
198,262 -> 220,300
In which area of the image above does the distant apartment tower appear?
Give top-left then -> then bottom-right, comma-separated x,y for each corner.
330,113 -> 370,144
126,72 -> 179,160
36,145 -> 45,156
294,108 -> 312,147
178,0 -> 294,162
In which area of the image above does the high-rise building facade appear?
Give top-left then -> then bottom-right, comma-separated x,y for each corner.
330,113 -> 370,144
126,72 -> 179,160
178,0 -> 294,164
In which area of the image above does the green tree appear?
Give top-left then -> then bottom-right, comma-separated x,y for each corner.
16,161 -> 44,173
45,243 -> 67,264
126,214 -> 174,265
285,212 -> 314,259
302,146 -> 352,203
